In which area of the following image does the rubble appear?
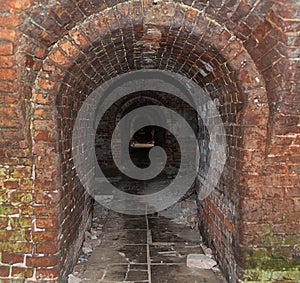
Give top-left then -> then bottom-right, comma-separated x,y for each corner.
67,204 -> 107,281
187,254 -> 217,269
68,274 -> 81,283
203,247 -> 213,257
82,244 -> 93,255
160,196 -> 199,229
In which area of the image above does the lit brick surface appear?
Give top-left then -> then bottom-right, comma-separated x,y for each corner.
0,0 -> 299,282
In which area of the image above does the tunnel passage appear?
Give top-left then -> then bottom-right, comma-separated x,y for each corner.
47,10 -> 268,279
129,125 -> 162,168
0,0 -> 299,282
95,90 -> 197,179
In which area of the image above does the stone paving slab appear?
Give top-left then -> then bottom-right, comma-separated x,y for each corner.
150,244 -> 203,264
101,229 -> 148,246
86,246 -> 128,265
83,264 -> 149,282
86,242 -> 148,264
83,264 -> 127,282
148,217 -> 201,244
81,210 -> 227,283
118,245 -> 148,263
151,264 -> 226,283
103,218 -> 147,232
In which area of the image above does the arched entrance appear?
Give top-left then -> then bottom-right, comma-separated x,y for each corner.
31,4 -> 269,278
2,0 -> 298,282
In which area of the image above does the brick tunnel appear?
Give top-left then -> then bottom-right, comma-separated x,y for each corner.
0,0 -> 299,282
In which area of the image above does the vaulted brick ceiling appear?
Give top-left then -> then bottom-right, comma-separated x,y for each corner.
0,0 -> 299,282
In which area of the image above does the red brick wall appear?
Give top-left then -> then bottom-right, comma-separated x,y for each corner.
0,0 -> 299,282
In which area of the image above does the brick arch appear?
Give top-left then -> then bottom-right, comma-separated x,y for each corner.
17,0 -> 288,164
8,0 -> 300,282
29,2 -> 270,281
106,92 -> 167,125
32,2 -> 270,188
13,0 -> 283,160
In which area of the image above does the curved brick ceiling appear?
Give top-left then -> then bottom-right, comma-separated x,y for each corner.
1,0 -> 298,282
27,2 -> 270,280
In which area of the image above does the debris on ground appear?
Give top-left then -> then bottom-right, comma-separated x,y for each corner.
81,243 -> 93,255
68,273 -> 81,283
68,195 -> 219,280
160,196 -> 199,229
203,247 -> 213,257
187,254 -> 217,269
67,203 -> 108,280
82,230 -> 101,254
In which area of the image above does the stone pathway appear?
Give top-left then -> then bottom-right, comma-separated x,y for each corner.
71,204 -> 226,283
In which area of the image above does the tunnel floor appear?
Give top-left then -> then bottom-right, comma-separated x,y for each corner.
71,173 -> 227,283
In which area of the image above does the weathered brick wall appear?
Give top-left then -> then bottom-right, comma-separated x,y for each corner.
0,1 -> 60,280
234,2 -> 300,281
0,0 -> 299,282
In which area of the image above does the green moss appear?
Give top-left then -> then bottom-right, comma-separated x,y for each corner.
247,247 -> 299,271
0,205 -> 17,216
0,230 -> 26,241
271,270 -> 300,281
20,205 -> 34,216
0,241 -> 10,252
12,242 -> 33,253
261,258 -> 294,270
243,269 -> 260,281
263,234 -> 285,246
244,269 -> 300,282
10,217 -> 32,229
12,271 -> 23,278
243,229 -> 300,282
0,191 -> 7,203
284,235 -> 300,246
247,248 -> 271,269
11,192 -> 33,205
0,167 -> 7,178
260,270 -> 272,281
